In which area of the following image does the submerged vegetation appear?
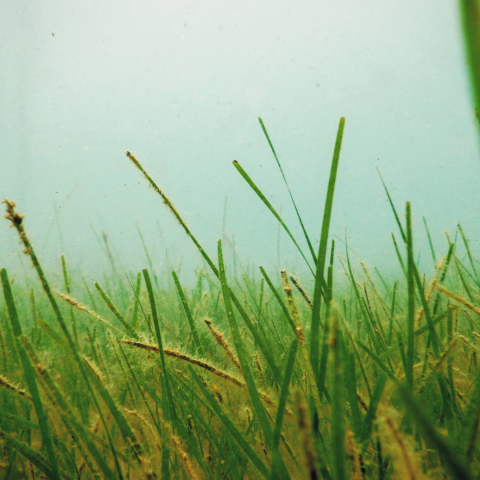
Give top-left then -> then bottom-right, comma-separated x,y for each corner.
3,4 -> 480,478
2,115 -> 480,480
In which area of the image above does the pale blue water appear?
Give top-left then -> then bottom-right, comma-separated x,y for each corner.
1,0 -> 479,285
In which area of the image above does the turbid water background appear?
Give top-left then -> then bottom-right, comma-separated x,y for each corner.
1,0 -> 479,284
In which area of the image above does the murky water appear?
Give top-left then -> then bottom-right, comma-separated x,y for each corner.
1,0 -> 478,281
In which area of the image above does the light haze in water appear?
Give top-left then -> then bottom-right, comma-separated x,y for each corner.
1,0 -> 479,284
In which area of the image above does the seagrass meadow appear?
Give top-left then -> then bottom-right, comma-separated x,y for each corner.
2,113 -> 480,480
4,2 -> 480,479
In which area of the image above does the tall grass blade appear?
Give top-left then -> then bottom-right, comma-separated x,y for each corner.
131,272 -> 142,328
383,190 -> 439,356
330,308 -> 347,480
311,117 -> 345,381
377,170 -> 406,241
391,233 -> 407,277
142,269 -> 174,423
280,270 -> 324,415
172,270 -> 203,355
61,254 -> 78,343
317,294 -> 332,400
258,117 -> 317,264
406,203 -> 415,389
232,160 -> 314,275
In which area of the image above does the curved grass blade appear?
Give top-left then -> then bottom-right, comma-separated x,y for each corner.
311,117 -> 345,380
271,339 -> 298,480
258,117 -> 317,264
1,268 -> 61,480
232,160 -> 314,276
